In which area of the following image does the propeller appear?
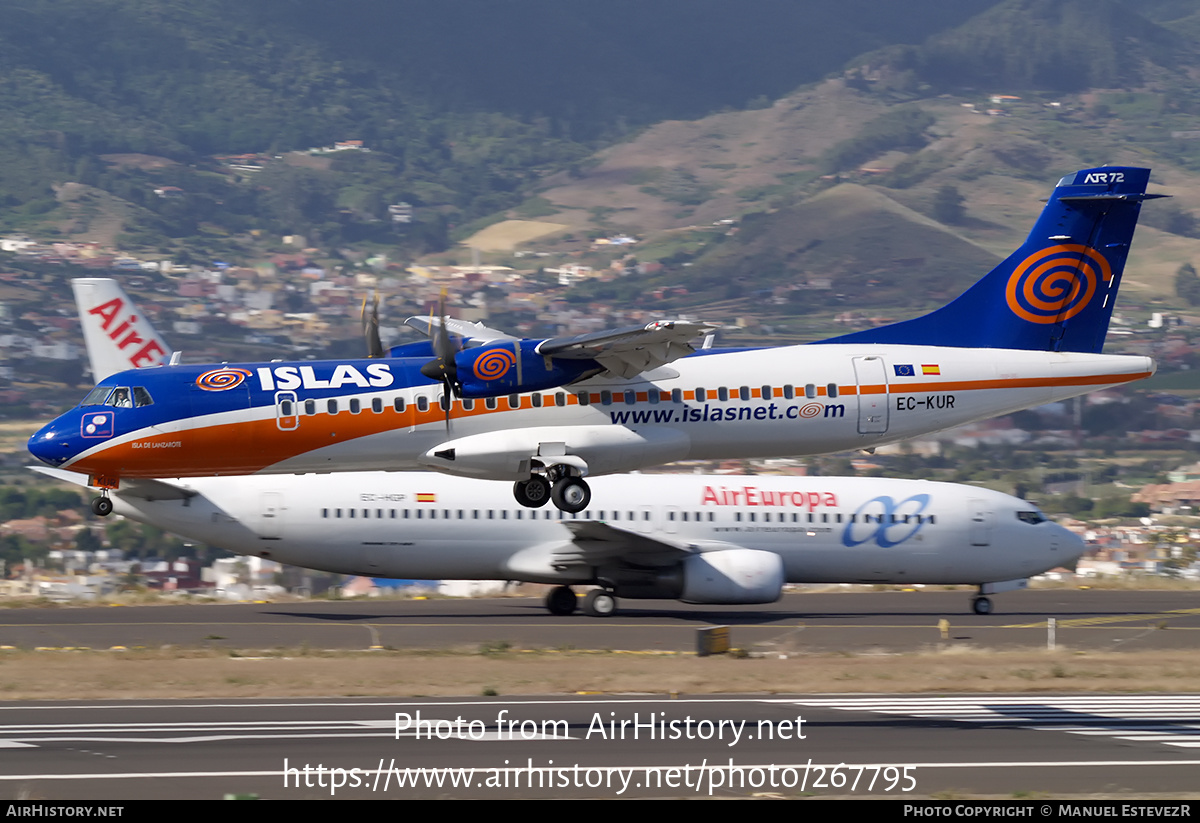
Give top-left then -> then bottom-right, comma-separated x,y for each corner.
419,290 -> 462,429
361,293 -> 384,358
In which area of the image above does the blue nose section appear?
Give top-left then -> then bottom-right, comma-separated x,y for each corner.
28,420 -> 75,467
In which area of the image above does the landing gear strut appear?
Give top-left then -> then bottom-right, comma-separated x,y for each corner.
90,495 -> 113,517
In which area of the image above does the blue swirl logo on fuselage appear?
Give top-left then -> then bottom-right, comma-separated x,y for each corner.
841,494 -> 932,548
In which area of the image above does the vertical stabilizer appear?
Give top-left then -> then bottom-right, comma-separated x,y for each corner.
71,278 -> 171,381
821,167 -> 1162,353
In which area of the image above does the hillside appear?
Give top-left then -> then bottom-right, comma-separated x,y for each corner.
0,0 -> 999,258
525,0 -> 1200,326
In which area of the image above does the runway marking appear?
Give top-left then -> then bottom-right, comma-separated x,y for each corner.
0,717 -> 571,744
1004,607 -> 1200,628
790,695 -> 1200,750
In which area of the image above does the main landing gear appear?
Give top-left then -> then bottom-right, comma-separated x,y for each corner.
513,469 -> 591,514
971,596 -> 993,615
90,495 -> 113,517
542,586 -> 618,617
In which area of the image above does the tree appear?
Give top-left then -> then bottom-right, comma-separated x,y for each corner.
932,184 -> 965,225
1175,263 -> 1200,306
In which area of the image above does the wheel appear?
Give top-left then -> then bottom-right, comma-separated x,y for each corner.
544,586 -> 577,616
91,496 -> 113,517
972,596 -> 993,615
583,589 -> 617,617
551,477 -> 591,513
513,476 -> 551,508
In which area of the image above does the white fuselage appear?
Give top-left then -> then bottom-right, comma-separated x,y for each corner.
60,344 -> 1153,485
109,472 -> 1083,587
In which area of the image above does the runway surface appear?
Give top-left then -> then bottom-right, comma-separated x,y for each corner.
1,589 -> 1198,652
3,694 -> 1199,799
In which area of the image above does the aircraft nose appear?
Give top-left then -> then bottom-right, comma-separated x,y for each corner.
28,421 -> 74,467
1054,524 -> 1087,568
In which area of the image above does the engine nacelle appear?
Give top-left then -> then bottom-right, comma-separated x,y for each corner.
679,549 -> 784,605
419,425 -> 690,480
456,341 -> 596,398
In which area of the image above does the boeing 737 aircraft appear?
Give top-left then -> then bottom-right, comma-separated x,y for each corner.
36,467 -> 1083,616
30,167 -> 1161,514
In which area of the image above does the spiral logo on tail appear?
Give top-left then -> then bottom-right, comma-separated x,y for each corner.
196,367 -> 251,391
1005,244 -> 1112,325
473,348 -> 516,381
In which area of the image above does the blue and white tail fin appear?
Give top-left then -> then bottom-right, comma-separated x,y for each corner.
821,167 -> 1164,353
71,278 -> 172,381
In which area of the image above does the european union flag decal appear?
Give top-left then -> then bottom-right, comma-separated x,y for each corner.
894,364 -> 915,377
81,411 -> 114,439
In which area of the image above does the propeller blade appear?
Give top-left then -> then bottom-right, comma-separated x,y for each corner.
361,293 -> 384,358
419,289 -> 463,400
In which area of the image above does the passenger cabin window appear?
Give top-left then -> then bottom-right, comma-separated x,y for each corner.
305,399 -> 317,415
372,397 -> 383,413
417,396 -> 429,412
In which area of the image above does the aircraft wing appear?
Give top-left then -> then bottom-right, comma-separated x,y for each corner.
556,520 -> 743,568
402,315 -> 519,346
29,466 -> 196,501
536,321 -> 716,379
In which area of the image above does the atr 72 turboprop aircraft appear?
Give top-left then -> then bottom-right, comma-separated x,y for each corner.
34,467 -> 1083,616
30,166 -> 1161,514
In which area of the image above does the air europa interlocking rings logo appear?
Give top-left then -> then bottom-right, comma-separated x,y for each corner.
1005,244 -> 1112,325
196,367 -> 251,391
797,402 -> 823,418
842,494 -> 931,548
473,348 -> 516,381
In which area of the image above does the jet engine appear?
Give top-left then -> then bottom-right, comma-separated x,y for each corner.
600,548 -> 785,605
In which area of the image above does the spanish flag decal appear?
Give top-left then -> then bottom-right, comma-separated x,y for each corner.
416,493 -> 436,503
921,364 -> 941,375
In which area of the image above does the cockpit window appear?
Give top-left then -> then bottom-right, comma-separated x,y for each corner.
107,387 -> 132,408
133,387 -> 154,407
1016,510 -> 1047,525
80,387 -> 113,406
